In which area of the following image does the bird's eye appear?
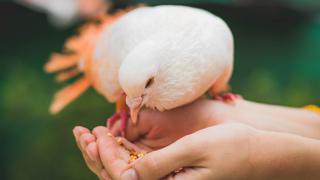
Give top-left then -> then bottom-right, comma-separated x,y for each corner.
145,77 -> 154,88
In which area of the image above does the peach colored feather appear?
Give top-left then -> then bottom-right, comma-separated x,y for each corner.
50,77 -> 90,114
45,6 -> 139,114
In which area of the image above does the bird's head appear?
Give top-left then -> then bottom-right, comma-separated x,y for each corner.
119,43 -> 161,123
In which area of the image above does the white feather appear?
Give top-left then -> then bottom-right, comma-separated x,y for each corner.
93,5 -> 234,110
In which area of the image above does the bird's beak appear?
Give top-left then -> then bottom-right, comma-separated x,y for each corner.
126,96 -> 143,124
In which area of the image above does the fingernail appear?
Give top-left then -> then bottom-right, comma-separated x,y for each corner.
121,169 -> 138,180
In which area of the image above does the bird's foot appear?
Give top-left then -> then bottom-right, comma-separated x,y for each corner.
214,92 -> 242,103
107,110 -> 129,137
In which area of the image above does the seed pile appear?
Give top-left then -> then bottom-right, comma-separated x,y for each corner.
108,133 -> 146,164
109,133 -> 183,175
128,150 -> 145,164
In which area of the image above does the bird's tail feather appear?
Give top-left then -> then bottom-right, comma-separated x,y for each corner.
49,78 -> 91,114
55,68 -> 81,83
45,53 -> 80,73
45,6 -> 140,114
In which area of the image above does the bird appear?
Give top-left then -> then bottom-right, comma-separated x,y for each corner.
45,5 -> 236,135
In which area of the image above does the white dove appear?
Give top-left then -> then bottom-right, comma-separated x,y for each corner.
45,5 -> 235,134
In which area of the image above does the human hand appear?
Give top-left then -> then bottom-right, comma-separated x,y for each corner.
109,98 -> 320,151
73,126 -> 105,179
87,124 -> 320,180
73,98 -> 320,179
73,98 -> 219,178
73,125 -> 146,180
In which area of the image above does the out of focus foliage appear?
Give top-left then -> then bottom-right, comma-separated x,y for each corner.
0,0 -> 319,180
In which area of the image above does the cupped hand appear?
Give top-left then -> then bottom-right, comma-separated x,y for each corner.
73,98 -> 320,179
80,124 -> 320,180
73,123 -> 257,180
73,126 -> 106,179
73,98 -> 221,179
129,123 -> 320,180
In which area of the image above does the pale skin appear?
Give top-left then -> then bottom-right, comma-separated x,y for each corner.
73,99 -> 320,179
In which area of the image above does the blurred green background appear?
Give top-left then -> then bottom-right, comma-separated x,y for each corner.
1,0 -> 319,179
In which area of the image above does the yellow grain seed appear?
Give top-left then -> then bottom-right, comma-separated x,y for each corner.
137,153 -> 145,158
116,137 -> 123,145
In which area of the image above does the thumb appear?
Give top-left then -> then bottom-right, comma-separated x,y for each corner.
128,138 -> 198,180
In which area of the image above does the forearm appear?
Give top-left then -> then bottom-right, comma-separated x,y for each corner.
225,100 -> 320,139
251,131 -> 320,180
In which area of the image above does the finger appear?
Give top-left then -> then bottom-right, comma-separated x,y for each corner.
86,142 -> 105,171
86,142 -> 100,162
79,135 -> 103,174
80,133 -> 96,151
73,127 -> 104,178
100,169 -> 112,180
73,126 -> 90,135
93,126 -> 130,179
73,126 -> 90,149
73,127 -> 100,170
131,137 -> 199,180
82,148 -> 102,177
